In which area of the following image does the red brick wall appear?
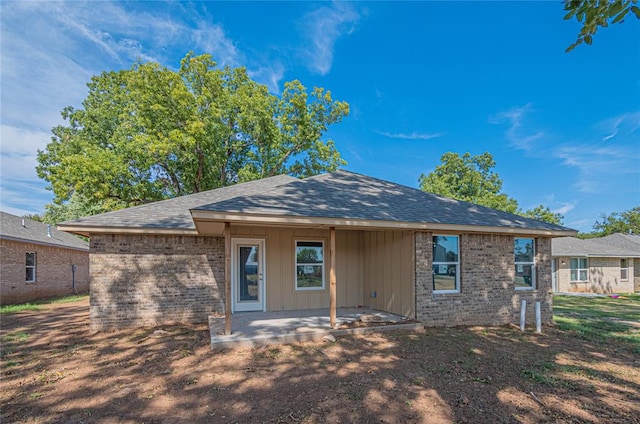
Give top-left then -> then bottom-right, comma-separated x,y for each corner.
1,239 -> 89,304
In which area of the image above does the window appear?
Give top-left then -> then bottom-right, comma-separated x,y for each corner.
621,258 -> 628,281
432,235 -> 460,293
570,258 -> 588,282
514,238 -> 535,290
26,252 -> 36,283
295,241 -> 324,290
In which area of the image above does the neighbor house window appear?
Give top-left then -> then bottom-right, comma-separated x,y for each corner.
570,258 -> 588,282
26,252 -> 36,283
295,241 -> 324,290
514,238 -> 535,290
432,235 -> 460,293
621,258 -> 629,281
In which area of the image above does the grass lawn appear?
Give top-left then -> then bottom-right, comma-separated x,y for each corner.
0,294 -> 89,315
553,293 -> 640,352
1,294 -> 639,423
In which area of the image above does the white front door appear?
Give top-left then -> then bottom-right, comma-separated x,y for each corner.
232,238 -> 265,312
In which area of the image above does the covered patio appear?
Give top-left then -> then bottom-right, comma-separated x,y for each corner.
208,307 -> 424,349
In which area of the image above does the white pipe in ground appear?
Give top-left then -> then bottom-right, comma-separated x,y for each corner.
520,299 -> 526,331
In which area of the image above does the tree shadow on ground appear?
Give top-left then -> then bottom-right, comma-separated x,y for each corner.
1,301 -> 639,423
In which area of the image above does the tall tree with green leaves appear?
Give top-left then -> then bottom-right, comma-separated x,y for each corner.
592,206 -> 640,235
418,151 -> 565,225
564,0 -> 640,52
520,205 -> 564,226
418,152 -> 520,214
37,53 -> 349,221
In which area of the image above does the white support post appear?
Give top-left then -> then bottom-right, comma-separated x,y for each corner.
520,299 -> 527,331
535,301 -> 542,333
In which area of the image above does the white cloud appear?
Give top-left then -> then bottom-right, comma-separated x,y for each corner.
1,1 -> 292,215
0,125 -> 53,214
191,22 -> 239,66
552,112 -> 639,195
249,62 -> 286,94
490,104 -> 640,212
0,177 -> 51,215
555,143 -> 639,193
301,2 -> 360,75
553,203 -> 576,215
489,103 -> 545,150
375,131 -> 444,141
598,111 -> 640,142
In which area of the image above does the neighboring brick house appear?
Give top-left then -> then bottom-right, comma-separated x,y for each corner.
58,170 -> 576,332
1,212 -> 89,304
552,234 -> 640,294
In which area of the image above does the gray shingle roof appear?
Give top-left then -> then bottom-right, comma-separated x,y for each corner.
59,170 -> 577,235
194,170 -> 575,233
59,174 -> 296,231
552,234 -> 640,257
1,212 -> 89,250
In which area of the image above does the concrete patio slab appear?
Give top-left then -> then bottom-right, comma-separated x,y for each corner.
209,308 -> 424,349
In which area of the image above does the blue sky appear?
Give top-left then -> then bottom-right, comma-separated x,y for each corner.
1,1 -> 638,232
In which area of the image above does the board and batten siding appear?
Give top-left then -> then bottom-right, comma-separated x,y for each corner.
362,230 -> 415,318
230,227 -> 415,317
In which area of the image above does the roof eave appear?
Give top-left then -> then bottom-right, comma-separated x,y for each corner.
56,224 -> 198,237
190,210 -> 578,237
0,235 -> 89,251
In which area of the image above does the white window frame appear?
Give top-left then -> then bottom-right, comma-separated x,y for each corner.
432,235 -> 460,294
570,257 -> 589,282
620,258 -> 629,281
294,240 -> 325,291
514,238 -> 536,290
26,251 -> 36,283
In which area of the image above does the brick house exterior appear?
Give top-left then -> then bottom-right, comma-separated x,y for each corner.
89,234 -> 224,331
1,212 -> 89,305
415,233 -> 553,326
552,234 -> 640,294
59,171 -> 575,331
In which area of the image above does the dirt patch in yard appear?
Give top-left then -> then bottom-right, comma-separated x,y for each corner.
1,299 -> 639,423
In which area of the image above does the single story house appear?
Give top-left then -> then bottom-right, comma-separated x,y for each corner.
57,170 -> 576,332
552,234 -> 640,294
1,211 -> 89,305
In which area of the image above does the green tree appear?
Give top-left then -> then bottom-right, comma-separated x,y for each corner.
418,152 -> 520,214
520,205 -> 564,226
418,151 -> 565,225
22,213 -> 44,222
37,53 -> 349,220
564,0 -> 640,52
43,192 -> 108,224
592,206 -> 640,235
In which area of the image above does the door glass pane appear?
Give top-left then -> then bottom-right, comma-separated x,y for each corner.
238,246 -> 259,302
